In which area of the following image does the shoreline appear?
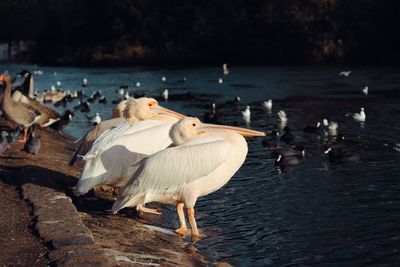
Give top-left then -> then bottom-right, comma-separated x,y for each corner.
0,119 -> 208,266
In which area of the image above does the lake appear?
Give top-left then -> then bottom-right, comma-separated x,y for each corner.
2,63 -> 400,266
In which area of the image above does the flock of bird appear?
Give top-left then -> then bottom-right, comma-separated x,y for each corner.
0,66 -> 375,241
0,66 -> 267,240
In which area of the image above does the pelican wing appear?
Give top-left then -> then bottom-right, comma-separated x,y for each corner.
69,117 -> 126,165
83,120 -> 164,160
75,120 -> 174,195
128,136 -> 231,193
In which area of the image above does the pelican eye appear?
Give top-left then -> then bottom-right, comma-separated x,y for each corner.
192,123 -> 196,127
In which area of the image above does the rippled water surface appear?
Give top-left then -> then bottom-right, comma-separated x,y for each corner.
3,64 -> 400,266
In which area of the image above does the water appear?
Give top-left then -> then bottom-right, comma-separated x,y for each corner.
2,63 -> 400,265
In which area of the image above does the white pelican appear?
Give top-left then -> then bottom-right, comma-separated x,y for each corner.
353,107 -> 366,122
218,78 -> 223,84
82,78 -> 88,87
161,76 -> 167,82
112,117 -> 265,240
362,86 -> 368,95
136,82 -> 141,87
263,99 -> 272,110
242,105 -> 251,123
74,98 -> 184,200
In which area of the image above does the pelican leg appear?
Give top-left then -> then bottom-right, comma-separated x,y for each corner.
175,203 -> 188,235
18,128 -> 28,143
137,204 -> 162,215
187,207 -> 200,239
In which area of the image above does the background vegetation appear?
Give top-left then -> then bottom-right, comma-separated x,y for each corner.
0,0 -> 399,65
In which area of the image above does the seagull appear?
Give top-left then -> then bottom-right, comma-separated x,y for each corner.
242,105 -> 251,123
263,99 -> 272,110
339,71 -> 351,77
82,78 -> 88,87
223,63 -> 229,75
218,78 -> 223,84
111,117 -> 265,240
118,87 -> 125,97
277,110 -> 288,123
328,121 -> 339,135
88,113 -> 101,125
162,89 -> 169,101
161,76 -> 167,82
74,98 -> 184,197
362,86 -> 368,95
56,81 -> 62,87
352,107 -> 366,122
136,82 -> 141,87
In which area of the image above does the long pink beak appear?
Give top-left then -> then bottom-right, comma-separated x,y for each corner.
157,106 -> 185,119
201,123 -> 266,137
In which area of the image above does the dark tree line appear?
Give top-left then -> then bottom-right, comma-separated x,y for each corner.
0,0 -> 399,65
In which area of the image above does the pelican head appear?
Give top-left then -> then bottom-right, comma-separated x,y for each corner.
124,97 -> 184,121
170,117 -> 266,145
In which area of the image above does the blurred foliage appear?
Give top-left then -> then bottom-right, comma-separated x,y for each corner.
0,0 -> 399,65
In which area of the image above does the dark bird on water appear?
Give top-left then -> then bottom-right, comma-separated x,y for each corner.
324,146 -> 360,163
98,96 -> 107,104
203,103 -> 219,123
22,130 -> 41,157
280,126 -> 295,144
271,144 -> 305,159
275,153 -> 303,168
303,122 -> 322,134
261,130 -> 279,149
74,100 -> 90,113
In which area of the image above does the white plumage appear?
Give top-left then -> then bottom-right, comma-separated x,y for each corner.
263,99 -> 272,109
242,105 -> 251,123
162,89 -> 169,100
362,86 -> 368,96
353,107 -> 366,122
277,110 -> 288,123
76,120 -> 174,196
89,113 -> 102,125
74,98 -> 184,197
112,117 -> 265,240
339,71 -> 351,77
